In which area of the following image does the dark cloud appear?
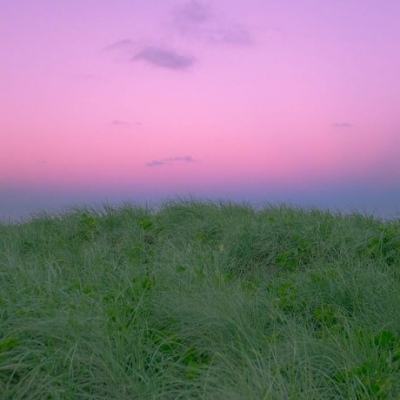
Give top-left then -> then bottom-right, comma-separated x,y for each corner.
146,156 -> 195,167
333,122 -> 353,129
132,46 -> 195,70
104,38 -> 195,71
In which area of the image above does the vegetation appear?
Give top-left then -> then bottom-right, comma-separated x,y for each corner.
1,201 -> 400,399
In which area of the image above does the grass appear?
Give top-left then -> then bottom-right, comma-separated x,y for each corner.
1,200 -> 400,399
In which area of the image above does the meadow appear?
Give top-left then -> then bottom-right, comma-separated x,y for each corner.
1,201 -> 400,399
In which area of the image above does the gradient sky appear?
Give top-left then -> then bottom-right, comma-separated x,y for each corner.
1,0 -> 400,219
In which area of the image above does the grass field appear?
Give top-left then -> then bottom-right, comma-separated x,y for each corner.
1,201 -> 400,399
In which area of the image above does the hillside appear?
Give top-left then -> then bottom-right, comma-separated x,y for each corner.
1,202 -> 400,399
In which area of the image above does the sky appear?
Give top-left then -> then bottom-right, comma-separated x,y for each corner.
1,0 -> 400,220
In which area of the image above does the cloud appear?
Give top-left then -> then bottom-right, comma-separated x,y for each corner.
146,160 -> 166,167
170,156 -> 195,162
103,2 -> 252,74
111,120 -> 131,127
110,120 -> 143,129
104,39 -> 195,71
208,25 -> 252,46
173,1 -> 253,46
103,39 -> 138,63
132,46 -> 195,70
175,0 -> 210,24
104,39 -> 136,52
333,122 -> 353,129
146,156 -> 195,167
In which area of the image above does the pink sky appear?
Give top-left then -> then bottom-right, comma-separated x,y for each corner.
1,0 -> 400,218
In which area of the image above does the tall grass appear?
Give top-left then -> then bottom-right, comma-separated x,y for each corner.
1,201 -> 400,399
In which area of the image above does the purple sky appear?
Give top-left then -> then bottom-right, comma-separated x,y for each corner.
1,0 -> 400,220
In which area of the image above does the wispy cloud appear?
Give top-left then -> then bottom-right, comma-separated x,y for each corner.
104,39 -> 136,52
173,1 -> 253,46
111,120 -> 131,127
146,156 -> 195,167
146,160 -> 166,167
103,39 -> 138,63
132,46 -> 195,70
176,0 -> 210,24
110,120 -> 143,129
333,122 -> 353,129
207,25 -> 252,46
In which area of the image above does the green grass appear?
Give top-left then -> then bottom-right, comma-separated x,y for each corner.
1,201 -> 400,399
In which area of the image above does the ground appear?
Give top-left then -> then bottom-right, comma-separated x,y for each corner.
1,201 -> 400,399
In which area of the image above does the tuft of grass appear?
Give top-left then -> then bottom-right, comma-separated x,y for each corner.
1,202 -> 400,399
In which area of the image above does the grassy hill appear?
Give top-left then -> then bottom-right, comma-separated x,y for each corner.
1,201 -> 400,399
